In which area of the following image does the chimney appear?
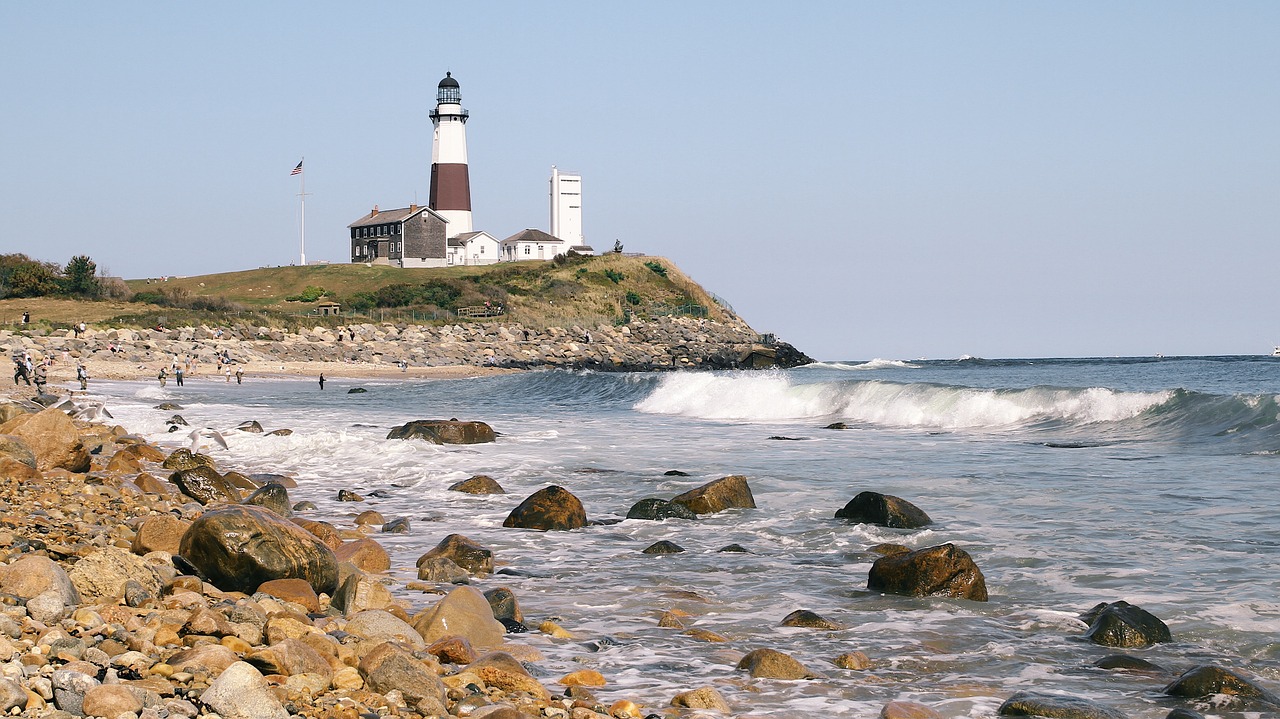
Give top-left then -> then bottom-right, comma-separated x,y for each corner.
410,203 -> 418,213
371,205 -> 379,216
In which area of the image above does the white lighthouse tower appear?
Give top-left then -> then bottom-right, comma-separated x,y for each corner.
429,72 -> 472,235
549,166 -> 583,246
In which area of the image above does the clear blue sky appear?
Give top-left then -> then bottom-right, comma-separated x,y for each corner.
3,2 -> 1277,360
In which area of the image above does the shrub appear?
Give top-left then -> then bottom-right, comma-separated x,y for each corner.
286,286 -> 328,302
644,261 -> 668,278
625,291 -> 641,305
603,269 -> 625,284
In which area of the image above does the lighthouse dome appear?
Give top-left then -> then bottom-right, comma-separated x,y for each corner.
438,72 -> 460,89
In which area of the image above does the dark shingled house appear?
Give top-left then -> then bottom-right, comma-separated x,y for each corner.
348,204 -> 449,267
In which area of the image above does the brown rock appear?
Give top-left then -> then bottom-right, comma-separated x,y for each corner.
105,450 -> 142,473
448,475 -> 506,494
257,578 -> 320,612
881,701 -> 943,719
68,546 -> 161,603
458,652 -> 551,700
131,514 -> 191,555
334,538 -> 391,573
683,628 -> 729,643
354,510 -> 385,526
122,443 -> 166,463
833,651 -> 872,670
502,485 -> 587,531
291,518 -> 343,550
0,434 -> 36,468
387,419 -> 497,444
0,555 -> 79,605
671,475 -> 755,515
411,585 -> 505,649
133,473 -> 173,495
242,483 -> 291,517
248,638 -> 333,679
671,686 -> 730,712
736,647 -> 811,679
168,643 -> 240,674
417,534 -> 493,576
331,572 -> 395,616
780,609 -> 843,630
171,465 -> 243,505
561,669 -> 606,687
867,543 -> 988,601
426,636 -> 477,665
81,684 -> 143,718
161,448 -> 216,471
0,408 -> 90,472
179,505 -> 339,596
358,642 -> 448,716
836,491 -> 933,528
483,587 -> 523,623
0,457 -> 40,483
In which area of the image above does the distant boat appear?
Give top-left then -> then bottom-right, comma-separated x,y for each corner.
1273,347 -> 1280,357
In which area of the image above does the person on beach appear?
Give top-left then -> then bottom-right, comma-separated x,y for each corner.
235,367 -> 243,384
32,364 -> 47,393
20,312 -> 29,325
175,366 -> 184,386
76,364 -> 88,390
12,359 -> 31,386
225,366 -> 232,382
158,368 -> 167,387
318,373 -> 325,390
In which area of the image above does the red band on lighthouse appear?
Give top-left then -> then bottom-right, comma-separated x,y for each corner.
429,163 -> 471,212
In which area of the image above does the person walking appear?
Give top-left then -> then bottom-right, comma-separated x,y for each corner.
76,364 -> 88,390
235,367 -> 244,384
13,359 -> 31,386
32,364 -> 47,393
318,373 -> 325,390
225,366 -> 232,382
158,368 -> 167,387
175,366 -> 184,386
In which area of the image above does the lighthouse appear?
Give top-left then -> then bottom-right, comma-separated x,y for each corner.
429,72 -> 472,235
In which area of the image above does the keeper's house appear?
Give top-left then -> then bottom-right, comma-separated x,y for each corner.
348,205 -> 449,267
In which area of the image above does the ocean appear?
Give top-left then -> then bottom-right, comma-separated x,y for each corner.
87,356 -> 1280,717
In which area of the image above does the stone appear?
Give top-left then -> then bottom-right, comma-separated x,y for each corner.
344,609 -> 426,649
358,642 -> 448,716
484,587 -> 523,623
335,538 -> 391,573
457,652 -> 550,700
1094,655 -> 1166,672
167,644 -> 241,674
561,669 -> 606,687
997,691 -> 1128,719
0,555 -> 79,605
411,585 -> 506,649
834,651 -> 872,670
247,638 -> 332,679
0,408 -> 90,472
171,466 -> 243,505
134,472 -> 173,495
242,483 -> 291,517
671,686 -> 730,712
237,420 -> 264,433
642,540 -> 684,554
26,590 -> 69,623
337,489 -> 363,502
331,572 -> 395,616
835,491 -> 933,529
69,546 -> 162,603
448,474 -> 506,494
131,514 -> 192,555
381,517 -> 411,533
81,684 -> 144,718
387,419 -> 497,444
671,475 -> 756,515
291,517 -> 342,549
51,668 -> 99,716
161,448 -> 215,471
256,578 -> 320,612
1163,665 -> 1280,706
1082,601 -> 1171,647
1165,710 -> 1205,719
426,636 -> 477,665
780,609 -> 843,630
719,543 -> 749,553
881,701 -> 943,719
736,647 -> 811,679
0,678 -> 25,713
626,498 -> 698,521
417,533 -> 493,575
502,485 -> 588,531
354,509 -> 385,525
867,543 -> 988,601
179,504 -> 339,596
0,434 -> 36,468
199,661 -> 289,719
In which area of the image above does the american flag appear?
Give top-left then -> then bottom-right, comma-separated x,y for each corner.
290,159 -> 303,176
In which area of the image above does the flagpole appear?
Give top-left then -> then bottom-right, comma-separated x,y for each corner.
299,158 -> 306,266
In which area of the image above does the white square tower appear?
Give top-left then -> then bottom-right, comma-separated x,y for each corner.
549,166 -> 583,246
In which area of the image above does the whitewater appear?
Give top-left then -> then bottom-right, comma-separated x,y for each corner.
86,356 -> 1280,717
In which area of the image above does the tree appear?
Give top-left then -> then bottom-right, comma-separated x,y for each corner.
63,255 -> 100,297
6,262 -> 60,297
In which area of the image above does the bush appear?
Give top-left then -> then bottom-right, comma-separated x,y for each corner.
0,254 -> 61,298
644,261 -> 668,278
603,269 -> 625,284
286,286 -> 328,302
63,255 -> 101,298
625,291 -> 641,305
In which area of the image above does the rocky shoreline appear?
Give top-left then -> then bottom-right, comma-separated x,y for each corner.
3,316 -> 811,386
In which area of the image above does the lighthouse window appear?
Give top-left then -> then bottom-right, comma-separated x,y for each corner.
524,246 -> 531,255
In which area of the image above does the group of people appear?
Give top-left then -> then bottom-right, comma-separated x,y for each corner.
10,352 -> 84,393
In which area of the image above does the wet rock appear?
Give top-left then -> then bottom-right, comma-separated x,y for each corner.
719,543 -> 749,553
1082,601 -> 1171,648
780,609 -> 843,630
167,414 -> 188,426
416,556 -> 471,584
626,498 -> 698,521
171,465 -> 242,505
347,387 -> 367,393
358,642 -> 449,716
1165,710 -> 1205,719
337,489 -> 363,502
242,483 -> 291,517
237,420 -> 264,433
417,534 -> 493,575
502,485 -> 588,531
663,469 -> 690,476
200,661 -> 289,719
671,686 -> 730,712
824,422 -> 848,429
1094,655 -> 1166,672
881,702 -> 943,719
671,475 -> 755,515
642,540 -> 685,554
448,474 -> 507,494
736,647 -> 812,679
156,402 -> 183,410
381,517 -> 411,533
997,691 -> 1128,719
250,472 -> 296,488
0,408 -> 90,472
834,651 -> 872,670
835,491 -> 933,529
456,652 -> 551,701
411,585 -> 506,648
267,428 -> 292,436
427,636 -> 477,665
1163,665 -> 1280,707
867,543 -> 988,601
161,448 -> 215,471
256,578 -> 320,612
354,509 -> 385,526
483,587 -> 523,623
292,500 -> 318,512
291,517 -> 342,549
387,419 -> 497,445
869,543 -> 912,556
335,538 -> 391,573
180,504 -> 339,596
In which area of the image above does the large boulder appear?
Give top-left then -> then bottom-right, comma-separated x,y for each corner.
0,435 -> 36,469
448,474 -> 506,494
334,538 -> 391,573
178,505 -> 339,596
387,419 -> 496,445
834,491 -> 932,529
671,475 -> 756,515
358,642 -> 449,716
1081,601 -> 1171,648
242,483 -> 292,517
867,543 -> 988,601
171,466 -> 243,505
626,498 -> 698,521
68,546 -> 162,603
0,555 -> 79,605
502,485 -> 587,531
1164,665 -> 1280,707
417,534 -> 493,576
0,408 -> 89,472
161,448 -> 216,471
131,514 -> 192,555
997,691 -> 1128,719
411,585 -> 506,649
736,647 -> 812,679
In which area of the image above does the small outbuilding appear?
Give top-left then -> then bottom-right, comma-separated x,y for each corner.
316,301 -> 341,316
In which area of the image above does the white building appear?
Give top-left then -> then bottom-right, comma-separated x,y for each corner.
501,229 -> 566,262
447,231 -> 501,265
549,167 -> 594,255
429,72 -> 473,235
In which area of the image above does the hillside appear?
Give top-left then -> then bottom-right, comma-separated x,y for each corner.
118,254 -> 739,330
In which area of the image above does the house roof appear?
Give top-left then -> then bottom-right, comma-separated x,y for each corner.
348,205 -> 446,228
569,245 -> 594,253
500,228 -> 564,245
453,231 -> 497,242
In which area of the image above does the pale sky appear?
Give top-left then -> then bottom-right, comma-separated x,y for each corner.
2,2 -> 1277,360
